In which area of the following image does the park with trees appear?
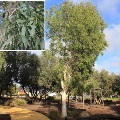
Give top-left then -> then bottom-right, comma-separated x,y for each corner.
0,0 -> 120,120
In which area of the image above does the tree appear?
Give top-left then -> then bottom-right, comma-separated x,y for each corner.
2,51 -> 41,101
38,50 -> 61,100
15,52 -> 42,101
46,0 -> 107,118
98,69 -> 115,97
0,1 -> 44,50
0,52 -> 18,97
0,52 -> 5,69
112,75 -> 120,96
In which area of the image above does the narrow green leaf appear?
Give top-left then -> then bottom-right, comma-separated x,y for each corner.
16,19 -> 26,24
1,36 -> 13,49
35,39 -> 38,50
21,35 -> 29,47
30,23 -> 36,37
21,26 -> 26,36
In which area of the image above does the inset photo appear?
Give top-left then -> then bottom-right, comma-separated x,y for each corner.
0,1 -> 44,50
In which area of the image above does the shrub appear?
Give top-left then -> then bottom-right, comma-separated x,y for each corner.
15,98 -> 27,106
49,110 -> 62,120
67,110 -> 79,119
47,96 -> 55,101
4,98 -> 27,107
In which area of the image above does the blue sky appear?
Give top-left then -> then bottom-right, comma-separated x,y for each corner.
33,0 -> 120,75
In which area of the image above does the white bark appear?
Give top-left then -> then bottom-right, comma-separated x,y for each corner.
61,90 -> 67,118
82,91 -> 85,109
60,64 -> 71,118
61,80 -> 67,117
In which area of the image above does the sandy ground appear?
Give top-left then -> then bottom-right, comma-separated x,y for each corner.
0,106 -> 50,120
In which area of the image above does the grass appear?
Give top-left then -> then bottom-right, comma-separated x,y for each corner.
104,98 -> 120,101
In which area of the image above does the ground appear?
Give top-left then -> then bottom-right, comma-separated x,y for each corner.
1,100 -> 120,120
0,106 -> 50,120
17,100 -> 120,117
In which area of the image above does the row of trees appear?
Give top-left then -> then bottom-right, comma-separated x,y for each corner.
0,51 -> 58,100
1,51 -> 120,114
1,51 -> 120,99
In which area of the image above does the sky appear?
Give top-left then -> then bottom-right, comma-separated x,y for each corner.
33,0 -> 120,75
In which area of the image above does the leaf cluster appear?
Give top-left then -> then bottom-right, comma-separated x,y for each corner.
0,1 -> 44,50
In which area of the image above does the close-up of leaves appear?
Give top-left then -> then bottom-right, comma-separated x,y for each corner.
0,1 -> 44,50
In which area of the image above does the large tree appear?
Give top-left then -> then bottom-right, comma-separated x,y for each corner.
46,0 -> 107,118
0,1 -> 44,50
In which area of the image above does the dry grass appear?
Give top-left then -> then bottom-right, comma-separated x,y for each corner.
0,106 -> 50,120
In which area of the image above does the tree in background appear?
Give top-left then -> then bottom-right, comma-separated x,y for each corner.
0,1 -> 44,50
39,50 -> 61,100
98,69 -> 115,97
0,57 -> 6,98
46,0 -> 107,118
15,52 -> 42,101
112,75 -> 120,97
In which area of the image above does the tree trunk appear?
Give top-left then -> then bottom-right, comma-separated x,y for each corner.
61,80 -> 67,118
68,93 -> 70,108
90,90 -> 92,104
61,90 -> 67,118
82,91 -> 85,109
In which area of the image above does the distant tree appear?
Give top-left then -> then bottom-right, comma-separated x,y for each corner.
0,1 -> 44,50
16,52 -> 41,101
112,75 -> 120,96
99,69 -> 115,97
0,52 -> 9,98
39,50 -> 61,100
47,0 -> 107,117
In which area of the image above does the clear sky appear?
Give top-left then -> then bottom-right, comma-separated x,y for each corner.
33,0 -> 120,75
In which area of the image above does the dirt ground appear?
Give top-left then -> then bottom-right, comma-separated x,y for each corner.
0,106 -> 50,120
17,100 -> 120,117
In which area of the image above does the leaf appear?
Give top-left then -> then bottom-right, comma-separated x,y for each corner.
35,39 -> 38,50
39,38 -> 45,50
21,26 -> 26,36
30,23 -> 36,37
21,35 -> 29,48
16,19 -> 26,24
1,36 -> 13,50
21,26 -> 29,47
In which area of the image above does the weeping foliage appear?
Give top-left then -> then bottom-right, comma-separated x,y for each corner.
0,1 -> 44,50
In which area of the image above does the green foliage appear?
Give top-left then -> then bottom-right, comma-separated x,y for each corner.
47,96 -> 55,101
39,50 -> 61,93
0,1 -> 44,50
112,75 -> 120,95
46,0 -> 107,96
49,110 -> 62,120
0,52 -> 5,69
4,98 -> 27,107
67,110 -> 79,119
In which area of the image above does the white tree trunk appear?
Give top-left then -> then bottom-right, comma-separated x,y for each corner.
82,91 -> 85,109
60,65 -> 70,118
61,90 -> 67,118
